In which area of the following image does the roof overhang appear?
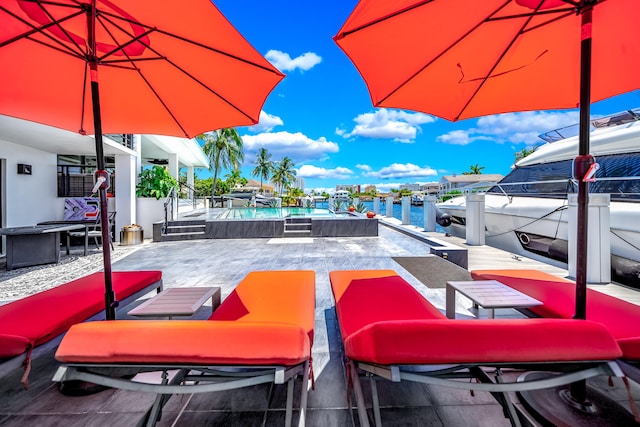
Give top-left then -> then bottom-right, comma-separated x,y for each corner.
0,115 -> 135,156
140,135 -> 209,168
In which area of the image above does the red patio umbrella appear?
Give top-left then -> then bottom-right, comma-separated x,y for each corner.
335,0 -> 640,423
1,0 -> 284,320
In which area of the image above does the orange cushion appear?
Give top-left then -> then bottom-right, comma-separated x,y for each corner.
472,269 -> 640,360
210,270 -> 315,344
330,272 -> 446,340
55,320 -> 310,366
0,271 -> 162,358
344,318 -> 622,365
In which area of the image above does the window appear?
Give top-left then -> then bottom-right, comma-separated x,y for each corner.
57,155 -> 116,197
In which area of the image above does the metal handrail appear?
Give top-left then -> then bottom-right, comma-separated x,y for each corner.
163,187 -> 177,233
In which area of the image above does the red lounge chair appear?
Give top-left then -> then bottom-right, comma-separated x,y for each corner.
53,270 -> 316,427
471,269 -> 640,384
0,271 -> 163,387
330,270 -> 623,427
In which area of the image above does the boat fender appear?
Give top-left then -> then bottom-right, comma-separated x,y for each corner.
435,208 -> 452,227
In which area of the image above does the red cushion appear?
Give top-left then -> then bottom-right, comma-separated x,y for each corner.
0,271 -> 162,358
331,274 -> 446,340
210,270 -> 315,344
472,269 -> 640,360
344,318 -> 622,365
56,320 -> 310,366
0,334 -> 31,359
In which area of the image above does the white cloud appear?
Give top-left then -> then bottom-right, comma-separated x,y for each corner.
436,111 -> 579,147
364,163 -> 438,179
356,164 -> 371,171
247,111 -> 283,133
298,165 -> 354,180
242,131 -> 339,163
340,109 -> 436,143
265,50 -> 322,72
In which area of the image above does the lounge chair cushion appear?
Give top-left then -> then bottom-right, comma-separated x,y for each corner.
0,271 -> 162,358
472,269 -> 640,359
209,270 -> 316,343
344,318 -> 622,365
56,320 -> 310,365
333,275 -> 445,339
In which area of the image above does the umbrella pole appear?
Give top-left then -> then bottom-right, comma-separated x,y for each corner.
569,4 -> 594,405
87,1 -> 116,321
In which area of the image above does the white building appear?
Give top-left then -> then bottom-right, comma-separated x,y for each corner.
0,115 -> 208,245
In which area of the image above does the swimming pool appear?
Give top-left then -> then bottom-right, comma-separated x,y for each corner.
222,207 -> 347,219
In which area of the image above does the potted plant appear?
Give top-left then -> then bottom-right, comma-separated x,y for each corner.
136,166 -> 178,238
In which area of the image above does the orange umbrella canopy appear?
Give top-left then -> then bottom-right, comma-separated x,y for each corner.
334,0 -> 640,122
1,0 -> 284,137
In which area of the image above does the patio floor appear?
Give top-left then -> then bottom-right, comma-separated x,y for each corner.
1,226 -> 639,426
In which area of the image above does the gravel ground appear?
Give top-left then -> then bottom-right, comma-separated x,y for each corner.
0,244 -> 144,302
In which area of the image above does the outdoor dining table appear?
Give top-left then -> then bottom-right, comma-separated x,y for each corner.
0,224 -> 85,270
37,220 -> 96,256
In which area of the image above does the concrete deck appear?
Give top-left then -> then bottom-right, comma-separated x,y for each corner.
1,223 -> 639,426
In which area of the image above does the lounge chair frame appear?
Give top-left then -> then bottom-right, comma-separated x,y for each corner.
347,359 -> 623,427
54,360 -> 310,427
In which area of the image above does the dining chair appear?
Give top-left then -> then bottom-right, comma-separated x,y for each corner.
68,212 -> 116,254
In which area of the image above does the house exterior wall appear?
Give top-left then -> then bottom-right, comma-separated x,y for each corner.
1,140 -> 62,227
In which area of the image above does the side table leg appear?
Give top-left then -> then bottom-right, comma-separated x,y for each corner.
445,285 -> 456,319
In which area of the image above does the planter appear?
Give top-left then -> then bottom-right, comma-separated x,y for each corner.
136,197 -> 165,239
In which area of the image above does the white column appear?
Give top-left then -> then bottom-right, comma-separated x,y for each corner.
114,153 -> 137,242
386,196 -> 394,218
401,196 -> 410,225
134,134 -> 143,180
186,166 -> 194,200
424,195 -> 437,232
373,197 -> 380,214
568,194 -> 611,284
465,193 -> 485,246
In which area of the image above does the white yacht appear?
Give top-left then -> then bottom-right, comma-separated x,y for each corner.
437,109 -> 640,288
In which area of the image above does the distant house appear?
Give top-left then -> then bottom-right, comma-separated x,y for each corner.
242,179 -> 274,194
438,174 -> 504,195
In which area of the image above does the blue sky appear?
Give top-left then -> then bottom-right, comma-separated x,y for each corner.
204,1 -> 640,194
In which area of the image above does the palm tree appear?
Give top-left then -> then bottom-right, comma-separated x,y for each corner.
515,146 -> 538,163
252,148 -> 273,193
462,163 -> 485,175
271,156 -> 296,195
198,128 -> 244,204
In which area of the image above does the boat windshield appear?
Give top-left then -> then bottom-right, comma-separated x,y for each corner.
487,152 -> 640,201
538,108 -> 640,143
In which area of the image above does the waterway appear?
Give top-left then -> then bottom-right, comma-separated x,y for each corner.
317,200 -> 447,233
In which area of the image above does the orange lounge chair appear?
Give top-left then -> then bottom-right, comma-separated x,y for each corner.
330,270 -> 623,427
53,270 -> 315,427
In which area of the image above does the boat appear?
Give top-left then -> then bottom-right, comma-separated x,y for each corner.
410,194 -> 424,206
437,108 -> 640,288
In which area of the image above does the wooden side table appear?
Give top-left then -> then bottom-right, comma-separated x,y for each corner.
446,280 -> 542,319
127,286 -> 221,319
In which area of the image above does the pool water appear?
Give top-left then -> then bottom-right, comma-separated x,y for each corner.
223,207 -> 346,219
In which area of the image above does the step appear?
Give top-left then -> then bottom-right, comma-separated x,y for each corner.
165,224 -> 206,234
167,220 -> 206,226
283,230 -> 312,237
284,224 -> 312,232
159,231 -> 206,241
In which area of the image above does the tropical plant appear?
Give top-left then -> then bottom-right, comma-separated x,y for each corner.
440,190 -> 463,202
199,128 -> 244,201
515,146 -> 538,163
333,199 -> 346,212
252,147 -> 273,193
354,202 -> 368,213
271,156 -> 296,194
135,166 -> 178,199
462,163 -> 485,175
302,198 -> 314,208
269,198 -> 280,208
224,169 -> 247,189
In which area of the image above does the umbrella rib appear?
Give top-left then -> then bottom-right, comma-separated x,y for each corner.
0,4 -> 84,58
335,0 -> 435,39
93,11 -> 263,127
377,0 -> 511,110
96,7 -> 283,76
